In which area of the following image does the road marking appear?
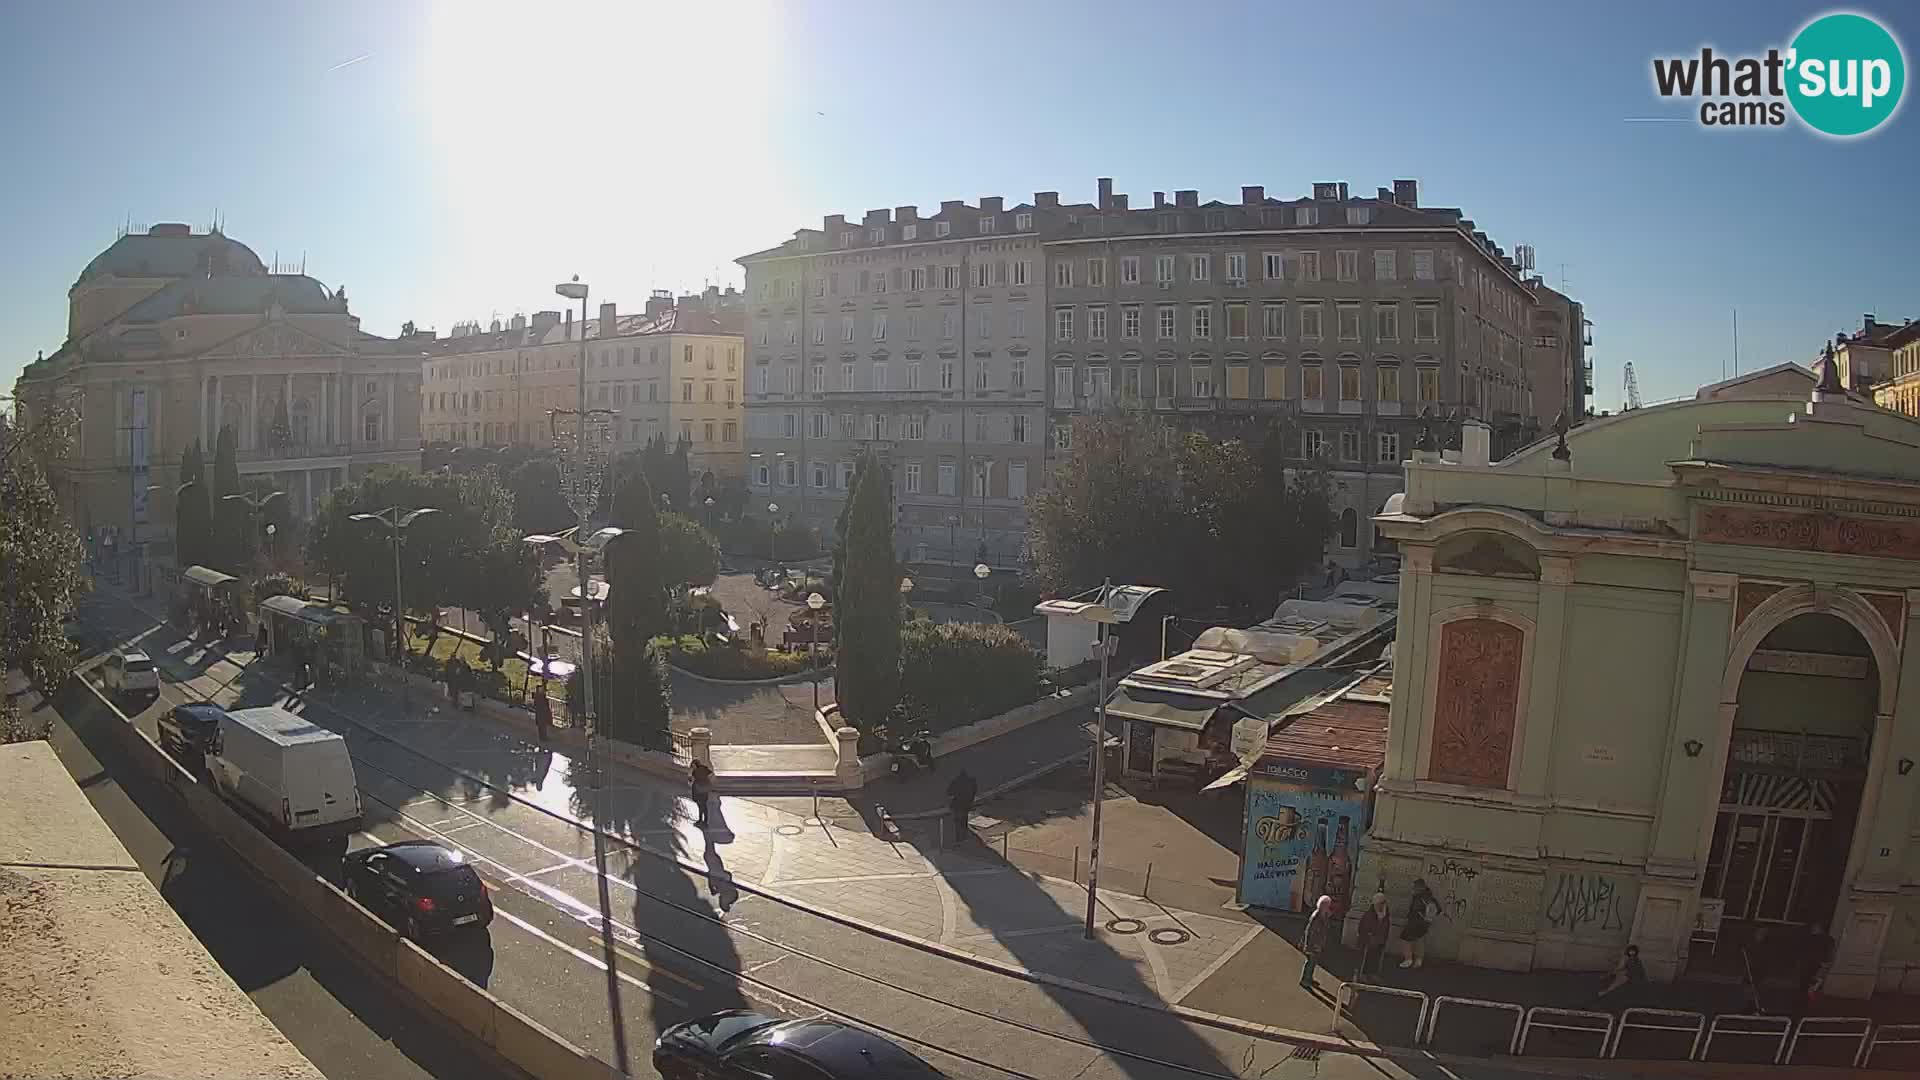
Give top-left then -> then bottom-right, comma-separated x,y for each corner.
490,907 -> 686,1008
523,862 -> 573,878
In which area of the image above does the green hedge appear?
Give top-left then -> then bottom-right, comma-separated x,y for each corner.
898,618 -> 1044,735
660,634 -> 815,680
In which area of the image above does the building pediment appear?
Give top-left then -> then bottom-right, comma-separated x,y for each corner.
200,321 -> 351,360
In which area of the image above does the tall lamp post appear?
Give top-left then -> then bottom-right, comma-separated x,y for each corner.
973,560 -> 991,604
222,489 -> 287,576
550,273 -> 632,1076
348,506 -> 439,661
766,501 -> 780,562
806,592 -> 826,714
1082,578 -> 1117,939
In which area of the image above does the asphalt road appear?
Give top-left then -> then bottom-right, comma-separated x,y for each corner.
31,660 -> 513,1080
71,589 -> 1572,1080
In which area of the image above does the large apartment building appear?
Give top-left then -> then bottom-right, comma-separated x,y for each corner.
421,287 -> 747,479
12,224 -> 423,554
1047,178 -> 1575,564
737,195 -> 1086,568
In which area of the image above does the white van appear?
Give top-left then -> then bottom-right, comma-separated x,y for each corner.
207,706 -> 362,845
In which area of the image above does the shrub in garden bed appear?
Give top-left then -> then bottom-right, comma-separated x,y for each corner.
898,617 -> 1044,734
660,634 -> 814,680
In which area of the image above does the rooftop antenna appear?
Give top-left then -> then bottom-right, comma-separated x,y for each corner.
1732,307 -> 1740,378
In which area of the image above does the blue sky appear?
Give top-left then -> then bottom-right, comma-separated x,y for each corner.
3,0 -> 1916,406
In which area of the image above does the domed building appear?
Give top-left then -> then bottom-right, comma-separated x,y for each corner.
13,224 -> 424,577
1367,362 -> 1920,999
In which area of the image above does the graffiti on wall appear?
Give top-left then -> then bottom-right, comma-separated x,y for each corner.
1423,857 -> 1479,922
1470,869 -> 1543,934
1543,870 -> 1636,938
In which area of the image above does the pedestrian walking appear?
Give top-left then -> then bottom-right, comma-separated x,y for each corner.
946,769 -> 979,842
531,683 -> 552,743
1398,878 -> 1440,969
1797,923 -> 1834,1015
1300,894 -> 1335,990
1356,891 -> 1393,980
689,760 -> 714,829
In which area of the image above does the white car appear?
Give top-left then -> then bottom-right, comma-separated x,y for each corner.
104,650 -> 160,694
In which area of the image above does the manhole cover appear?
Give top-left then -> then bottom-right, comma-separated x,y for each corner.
775,824 -> 805,836
1148,927 -> 1191,946
1105,917 -> 1146,935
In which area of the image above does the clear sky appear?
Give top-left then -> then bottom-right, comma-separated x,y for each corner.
3,0 -> 1916,406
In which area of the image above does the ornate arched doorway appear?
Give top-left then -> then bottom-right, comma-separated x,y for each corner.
1706,613 -> 1878,946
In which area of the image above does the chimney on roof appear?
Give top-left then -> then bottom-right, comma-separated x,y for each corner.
1097,177 -> 1114,210
646,291 -> 673,320
599,302 -> 617,340
1394,179 -> 1419,207
1241,185 -> 1264,204
705,285 -> 719,301
895,205 -> 918,222
1111,194 -> 1128,210
531,310 -> 561,337
863,209 -> 891,226
1175,190 -> 1198,208
980,196 -> 1003,214
1034,191 -> 1059,208
510,313 -> 526,333
1377,187 -> 1392,200
1153,191 -> 1167,209
939,200 -> 964,215
824,213 -> 846,234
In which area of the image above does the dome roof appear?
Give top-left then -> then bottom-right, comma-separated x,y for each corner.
75,226 -> 267,286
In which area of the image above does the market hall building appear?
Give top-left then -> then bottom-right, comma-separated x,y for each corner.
1366,361 -> 1920,998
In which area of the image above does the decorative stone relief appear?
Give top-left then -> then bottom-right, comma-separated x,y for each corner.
1700,506 -> 1920,562
1735,581 -> 1786,632
1428,618 -> 1524,789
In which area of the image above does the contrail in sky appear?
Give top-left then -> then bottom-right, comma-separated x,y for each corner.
326,53 -> 371,73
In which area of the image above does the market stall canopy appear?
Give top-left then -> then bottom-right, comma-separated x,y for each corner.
1205,662 -> 1391,790
181,566 -> 239,589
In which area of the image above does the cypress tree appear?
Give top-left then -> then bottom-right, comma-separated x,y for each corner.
604,465 -> 666,646
833,453 -> 900,730
211,425 -> 245,572
175,441 -> 212,569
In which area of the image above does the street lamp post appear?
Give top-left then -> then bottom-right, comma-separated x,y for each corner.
767,501 -> 780,562
806,592 -> 826,715
222,489 -> 287,574
947,514 -> 960,590
348,507 -> 439,662
973,560 -> 991,604
1084,577 -> 1115,940
704,495 -> 715,530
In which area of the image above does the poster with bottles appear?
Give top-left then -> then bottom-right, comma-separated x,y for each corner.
1240,766 -> 1369,915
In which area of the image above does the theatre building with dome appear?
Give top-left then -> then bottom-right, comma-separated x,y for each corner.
1365,354 -> 1920,998
12,224 -> 424,570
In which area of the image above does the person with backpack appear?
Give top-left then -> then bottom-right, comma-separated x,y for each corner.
1399,878 -> 1441,969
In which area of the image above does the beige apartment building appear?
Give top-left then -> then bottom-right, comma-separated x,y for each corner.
11,224 -> 423,562
737,195 -> 1085,567
1046,179 -> 1576,567
421,287 -> 746,479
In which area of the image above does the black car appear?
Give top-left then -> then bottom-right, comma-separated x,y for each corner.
655,1011 -> 947,1079
158,702 -> 228,771
342,840 -> 492,940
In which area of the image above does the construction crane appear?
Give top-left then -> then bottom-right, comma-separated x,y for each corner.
1623,362 -> 1643,411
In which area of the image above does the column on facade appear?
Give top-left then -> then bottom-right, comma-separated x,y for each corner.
1515,556 -> 1572,793
208,375 -> 220,447
1856,588 -> 1920,892
1380,543 -> 1438,807
386,375 -> 396,445
248,374 -> 259,450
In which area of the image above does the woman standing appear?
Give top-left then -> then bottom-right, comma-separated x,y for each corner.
1356,892 -> 1393,980
1399,878 -> 1441,969
1301,894 -> 1335,990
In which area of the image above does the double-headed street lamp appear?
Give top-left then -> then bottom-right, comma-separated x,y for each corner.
766,501 -> 780,562
805,591 -> 827,715
349,506 -> 439,661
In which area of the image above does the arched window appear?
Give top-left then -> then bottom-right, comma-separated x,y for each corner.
1339,507 -> 1359,548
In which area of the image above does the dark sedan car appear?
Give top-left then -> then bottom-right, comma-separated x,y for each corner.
157,702 -> 228,771
655,1011 -> 946,1079
343,840 -> 492,941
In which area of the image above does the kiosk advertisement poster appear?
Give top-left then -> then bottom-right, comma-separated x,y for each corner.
1241,766 -> 1367,914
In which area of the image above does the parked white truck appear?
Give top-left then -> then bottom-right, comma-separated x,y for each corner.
207,706 -> 362,847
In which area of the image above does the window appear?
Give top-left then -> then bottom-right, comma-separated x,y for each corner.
973,261 -> 991,288
1262,302 -> 1286,340
1348,206 -> 1372,226
1336,250 -> 1359,282
974,362 -> 990,390
940,361 -> 955,390
838,461 -> 855,490
1378,431 -> 1401,463
1015,212 -> 1033,231
755,463 -> 771,487
723,421 -> 738,443
1300,251 -> 1321,281
1226,252 -> 1246,283
1008,460 -> 1027,499
704,420 -> 716,442
1121,365 -> 1142,402
1088,258 -> 1106,287
1054,365 -> 1075,405
909,267 -> 925,290
1415,304 -> 1439,342
780,459 -> 797,485
836,361 -> 853,390
1413,250 -> 1435,281
1339,365 -> 1361,401
1154,255 -> 1175,283
364,412 -> 381,441
834,412 -> 850,439
1011,414 -> 1029,443
1300,303 -> 1324,341
906,361 -> 922,390
1302,363 -> 1324,401
1264,363 -> 1288,400
1263,252 -> 1284,280
1303,428 -> 1324,457
903,223 -> 918,241
1375,304 -> 1399,342
941,265 -> 960,290
1191,364 -> 1214,399
1189,254 -> 1210,282
873,312 -> 888,340
937,463 -> 956,495
1155,364 -> 1176,403
978,215 -> 996,234
683,380 -> 695,402
905,461 -> 922,493
1226,303 -> 1249,340
811,322 -> 825,345
810,412 -> 828,439
841,316 -> 855,342
705,382 -> 716,402
1417,365 -> 1440,403
1374,250 -> 1396,281
903,415 -> 924,440
1157,305 -> 1177,340
873,362 -> 888,390
1120,256 -> 1140,284
811,462 -> 828,489
1191,305 -> 1212,340
810,362 -> 826,392
782,411 -> 798,437
786,321 -> 799,345
1011,358 -> 1026,388
1340,429 -> 1360,462
1377,365 -> 1400,403
1053,422 -> 1073,450
1054,260 -> 1073,288
1054,307 -> 1074,341
941,310 -> 956,339
1337,304 -> 1361,341
1085,365 -> 1111,406
934,221 -> 952,238
1227,364 -> 1250,399
1121,304 -> 1142,340
1012,259 -> 1031,286
1089,306 -> 1108,341
1296,206 -> 1320,226
1010,306 -> 1027,337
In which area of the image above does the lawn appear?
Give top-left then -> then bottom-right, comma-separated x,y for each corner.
401,624 -> 562,704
